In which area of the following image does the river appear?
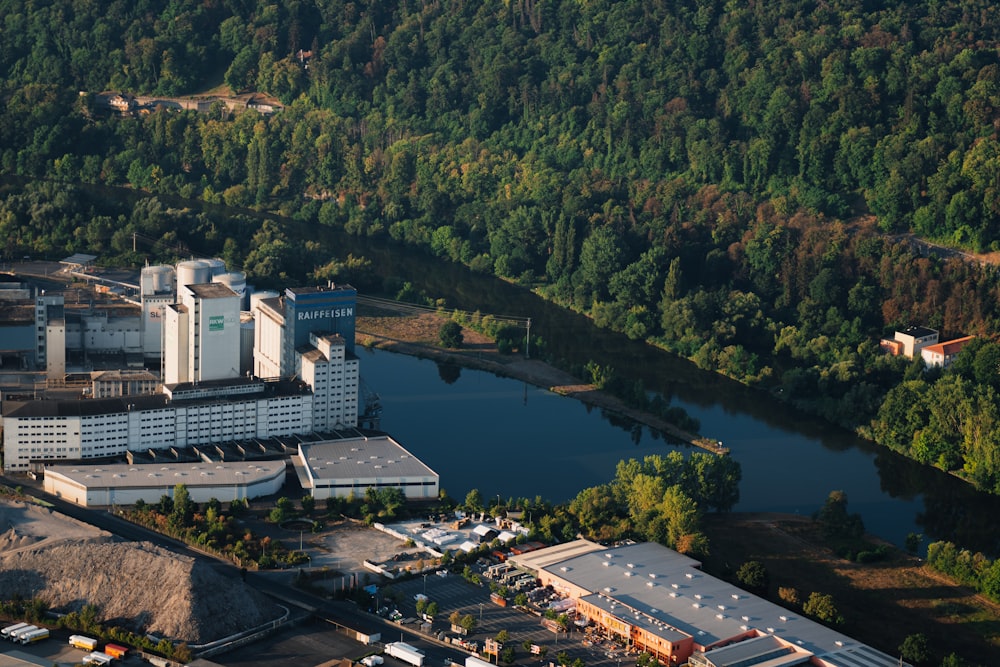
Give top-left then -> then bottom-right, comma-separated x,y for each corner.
300,227 -> 1000,557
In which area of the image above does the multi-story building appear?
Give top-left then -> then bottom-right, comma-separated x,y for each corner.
2,378 -> 315,471
2,264 -> 362,474
253,283 -> 357,379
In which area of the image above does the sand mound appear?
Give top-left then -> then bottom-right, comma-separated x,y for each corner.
0,500 -> 282,644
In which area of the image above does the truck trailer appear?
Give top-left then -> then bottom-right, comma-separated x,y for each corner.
69,635 -> 100,651
104,642 -> 128,659
1,622 -> 30,640
19,627 -> 49,644
384,641 -> 425,667
466,657 -> 494,667
9,625 -> 38,643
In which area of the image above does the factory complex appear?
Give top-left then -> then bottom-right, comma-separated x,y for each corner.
510,540 -> 909,667
0,258 -> 438,502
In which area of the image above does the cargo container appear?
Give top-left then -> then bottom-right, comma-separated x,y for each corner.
104,642 -> 128,659
1,622 -> 30,640
69,635 -> 99,651
20,627 -> 49,644
384,641 -> 425,667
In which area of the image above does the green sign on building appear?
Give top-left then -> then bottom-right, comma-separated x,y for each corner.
209,315 -> 224,331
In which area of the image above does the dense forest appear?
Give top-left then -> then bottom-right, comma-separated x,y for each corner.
5,0 -> 1000,492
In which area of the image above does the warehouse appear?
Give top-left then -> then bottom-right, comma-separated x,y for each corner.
42,460 -> 287,506
510,541 -> 909,667
296,435 -> 439,500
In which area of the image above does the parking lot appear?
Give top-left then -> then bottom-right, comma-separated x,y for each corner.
377,565 -> 630,667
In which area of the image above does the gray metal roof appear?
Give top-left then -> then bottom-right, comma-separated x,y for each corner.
299,436 -> 438,483
186,283 -> 237,299
45,460 -> 286,489
538,542 -> 908,666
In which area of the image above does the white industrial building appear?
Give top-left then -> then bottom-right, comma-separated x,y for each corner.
2,378 -> 315,471
2,261 -> 364,474
42,460 -> 287,507
296,435 -> 440,500
164,282 -> 242,385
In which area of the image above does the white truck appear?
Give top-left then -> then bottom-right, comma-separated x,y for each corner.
1,622 -> 30,640
362,655 -> 385,667
384,641 -> 425,667
9,625 -> 38,643
69,635 -> 100,651
20,627 -> 49,644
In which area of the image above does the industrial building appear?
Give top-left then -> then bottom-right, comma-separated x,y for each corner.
0,259 -> 365,476
509,541 -> 910,667
42,460 -> 287,507
295,435 -> 440,500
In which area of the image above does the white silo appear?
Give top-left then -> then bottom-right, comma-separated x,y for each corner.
213,271 -> 248,309
205,257 -> 227,277
240,311 -> 255,376
176,259 -> 213,290
140,265 -> 175,296
250,289 -> 280,313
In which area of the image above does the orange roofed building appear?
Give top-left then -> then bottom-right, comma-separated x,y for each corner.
920,335 -> 975,369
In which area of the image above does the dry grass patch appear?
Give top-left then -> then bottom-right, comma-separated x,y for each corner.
702,513 -> 1000,665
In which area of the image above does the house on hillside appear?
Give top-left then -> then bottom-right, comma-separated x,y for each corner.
920,335 -> 975,369
879,326 -> 938,358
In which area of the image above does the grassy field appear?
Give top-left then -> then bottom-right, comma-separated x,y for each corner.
701,513 -> 1000,666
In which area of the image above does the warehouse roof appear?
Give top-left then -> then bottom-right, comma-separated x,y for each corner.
537,542 -> 905,665
44,460 -> 286,490
298,435 -> 438,485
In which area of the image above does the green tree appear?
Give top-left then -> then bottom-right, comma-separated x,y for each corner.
803,592 -> 843,624
898,633 -> 930,665
439,321 -> 464,348
301,495 -> 315,514
736,560 -> 769,592
464,489 -> 484,512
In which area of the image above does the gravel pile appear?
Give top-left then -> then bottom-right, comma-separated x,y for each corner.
0,501 -> 282,644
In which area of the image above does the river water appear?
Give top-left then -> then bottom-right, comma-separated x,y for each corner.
302,229 -> 999,557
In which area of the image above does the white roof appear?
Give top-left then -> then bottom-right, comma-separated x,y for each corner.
45,461 -> 285,489
299,435 -> 438,483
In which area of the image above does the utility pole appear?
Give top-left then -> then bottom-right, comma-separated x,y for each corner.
525,318 -> 531,359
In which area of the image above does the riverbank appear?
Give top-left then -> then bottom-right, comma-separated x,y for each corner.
355,306 -> 726,455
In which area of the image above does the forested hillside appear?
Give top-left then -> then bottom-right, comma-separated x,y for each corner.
5,0 -> 1000,491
